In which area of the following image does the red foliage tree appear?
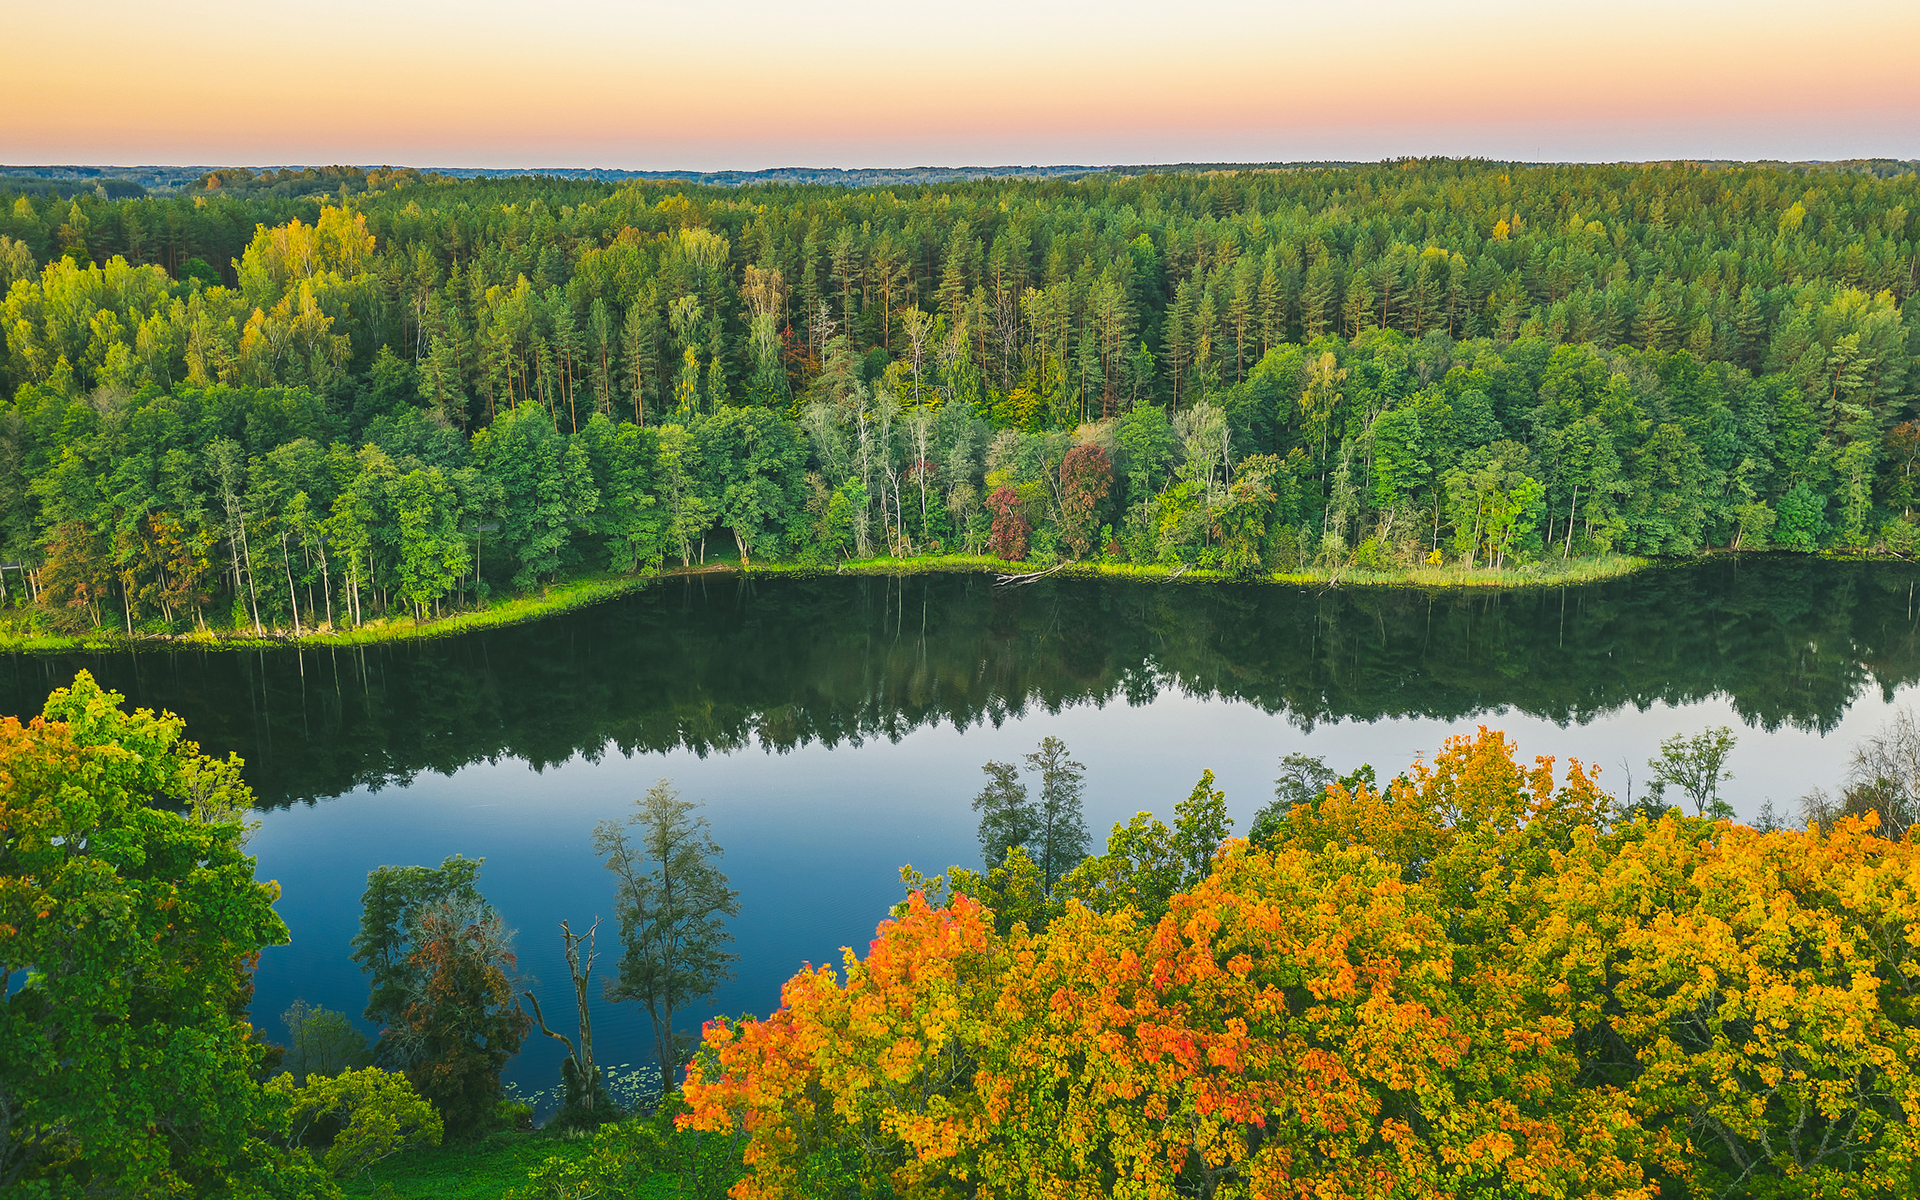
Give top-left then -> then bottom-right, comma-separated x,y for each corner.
1058,444 -> 1113,559
984,486 -> 1030,561
395,905 -> 532,1138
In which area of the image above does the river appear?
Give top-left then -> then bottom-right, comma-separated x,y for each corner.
5,557 -> 1919,1097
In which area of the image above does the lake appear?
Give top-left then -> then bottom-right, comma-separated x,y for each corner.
6,557 -> 1920,1098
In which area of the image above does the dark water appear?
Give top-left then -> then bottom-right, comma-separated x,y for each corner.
6,558 -> 1920,1095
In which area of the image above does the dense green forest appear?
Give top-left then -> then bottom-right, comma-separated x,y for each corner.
2,160 -> 1917,636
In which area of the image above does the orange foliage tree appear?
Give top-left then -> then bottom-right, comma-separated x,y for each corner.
683,727 -> 1920,1200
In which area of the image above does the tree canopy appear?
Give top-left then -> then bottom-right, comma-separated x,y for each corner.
2,160 -> 1918,636
684,729 -> 1920,1200
0,671 -> 318,1196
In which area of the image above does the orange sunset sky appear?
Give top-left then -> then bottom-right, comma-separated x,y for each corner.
8,0 -> 1919,168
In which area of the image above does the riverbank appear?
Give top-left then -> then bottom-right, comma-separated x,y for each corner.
763,551 -> 1653,589
0,569 -> 674,654
0,549 -> 1746,655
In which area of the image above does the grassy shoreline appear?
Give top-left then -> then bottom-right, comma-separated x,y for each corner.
0,548 -> 1855,655
0,570 -> 674,655
754,551 -> 1654,590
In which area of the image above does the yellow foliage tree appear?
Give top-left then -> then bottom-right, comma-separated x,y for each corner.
685,728 -> 1920,1199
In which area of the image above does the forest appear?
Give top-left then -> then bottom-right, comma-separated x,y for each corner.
1,159 -> 1918,636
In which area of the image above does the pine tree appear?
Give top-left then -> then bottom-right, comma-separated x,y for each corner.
1301,258 -> 1339,340
1258,249 -> 1285,355
622,298 -> 660,426
1164,278 -> 1194,409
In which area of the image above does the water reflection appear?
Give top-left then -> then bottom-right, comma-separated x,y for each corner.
4,559 -> 1919,808
10,557 -> 1920,1097
1,560 -> 1916,804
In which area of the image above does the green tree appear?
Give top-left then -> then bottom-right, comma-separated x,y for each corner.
1117,404 -> 1173,530
1170,768 -> 1232,881
655,423 -> 715,567
1024,736 -> 1090,890
577,413 -> 668,573
389,465 -> 469,619
694,407 -> 806,565
972,759 -> 1038,870
283,1001 -> 374,1085
1249,753 -> 1337,847
1774,480 -> 1830,550
1212,452 -> 1280,577
594,781 -> 740,1093
266,1066 -> 441,1179
1647,725 -> 1737,819
1061,811 -> 1184,923
325,446 -> 400,626
471,406 -> 599,589
0,672 -> 316,1197
1445,441 -> 1546,568
1061,769 -> 1232,925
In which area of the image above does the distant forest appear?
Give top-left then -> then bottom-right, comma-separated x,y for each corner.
1,159 -> 1917,633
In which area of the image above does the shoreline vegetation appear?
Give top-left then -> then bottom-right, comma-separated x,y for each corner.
0,546 -> 1862,655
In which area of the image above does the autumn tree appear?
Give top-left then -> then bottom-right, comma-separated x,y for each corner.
1057,442 -> 1112,558
983,485 -> 1029,561
350,855 -> 529,1137
391,902 -> 531,1138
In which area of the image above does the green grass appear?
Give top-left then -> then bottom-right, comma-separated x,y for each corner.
0,570 -> 671,655
290,572 -> 663,649
337,1128 -> 664,1200
751,550 -> 1653,590
0,549 -> 1738,655
1271,551 -> 1652,589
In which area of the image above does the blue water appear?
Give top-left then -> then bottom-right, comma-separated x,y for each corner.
7,560 -> 1918,1098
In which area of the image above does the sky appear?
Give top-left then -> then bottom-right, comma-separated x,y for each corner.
8,0 -> 1919,170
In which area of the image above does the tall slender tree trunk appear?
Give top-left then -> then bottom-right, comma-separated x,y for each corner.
318,547 -> 332,630
282,532 -> 301,636
1564,484 -> 1579,559
236,518 -> 262,634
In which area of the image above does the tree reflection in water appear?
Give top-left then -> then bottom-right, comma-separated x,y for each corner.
4,557 -> 1917,809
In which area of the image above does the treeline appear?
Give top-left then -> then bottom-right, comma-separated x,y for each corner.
2,160 -> 1918,634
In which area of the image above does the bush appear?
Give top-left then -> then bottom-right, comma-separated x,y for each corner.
1881,516 -> 1919,557
268,1067 -> 443,1179
510,1099 -> 739,1200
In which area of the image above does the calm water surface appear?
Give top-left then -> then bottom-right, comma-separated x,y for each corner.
6,558 -> 1920,1094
